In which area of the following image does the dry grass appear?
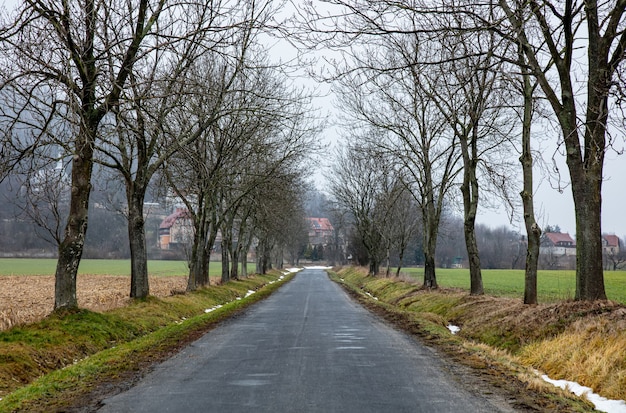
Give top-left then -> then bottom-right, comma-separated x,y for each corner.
0,275 -> 203,331
451,298 -> 626,400
520,314 -> 626,400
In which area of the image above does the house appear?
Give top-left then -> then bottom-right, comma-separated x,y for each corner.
540,232 -> 576,256
306,217 -> 334,246
602,234 -> 621,255
159,208 -> 193,250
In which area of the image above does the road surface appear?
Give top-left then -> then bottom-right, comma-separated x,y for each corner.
98,268 -> 517,412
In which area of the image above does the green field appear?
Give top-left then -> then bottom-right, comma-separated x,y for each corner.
0,258 -> 204,277
400,267 -> 626,304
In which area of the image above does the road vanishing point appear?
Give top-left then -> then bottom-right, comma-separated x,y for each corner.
98,268 -> 519,412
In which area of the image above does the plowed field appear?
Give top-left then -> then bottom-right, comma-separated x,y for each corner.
0,275 -> 188,331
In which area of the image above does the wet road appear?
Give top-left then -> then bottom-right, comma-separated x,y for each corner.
98,268 -> 516,412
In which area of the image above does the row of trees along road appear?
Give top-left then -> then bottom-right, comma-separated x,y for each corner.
299,1 -> 626,303
0,0 -> 320,311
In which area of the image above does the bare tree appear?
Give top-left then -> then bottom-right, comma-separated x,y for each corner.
0,0 -> 170,310
327,142 -> 399,276
421,19 -> 518,295
513,39 -> 542,304
494,0 -> 626,300
382,184 -> 420,277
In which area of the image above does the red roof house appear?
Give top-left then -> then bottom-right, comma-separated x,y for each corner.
306,217 -> 334,246
541,232 -> 576,256
602,234 -> 621,254
159,208 -> 193,250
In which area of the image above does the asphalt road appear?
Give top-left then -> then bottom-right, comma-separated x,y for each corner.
98,268 -> 517,412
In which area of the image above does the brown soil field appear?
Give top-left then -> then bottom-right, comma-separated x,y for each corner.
0,275 -> 189,331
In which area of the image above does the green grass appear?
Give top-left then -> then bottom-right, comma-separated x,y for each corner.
0,271 -> 293,412
400,267 -> 626,304
0,258 -> 216,277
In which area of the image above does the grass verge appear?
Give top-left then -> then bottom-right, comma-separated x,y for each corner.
0,271 -> 293,412
332,266 -> 626,412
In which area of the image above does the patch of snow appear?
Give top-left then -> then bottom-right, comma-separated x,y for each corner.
541,374 -> 626,413
245,290 -> 255,298
304,266 -> 333,270
364,292 -> 379,301
204,304 -> 223,313
447,325 -> 460,335
236,297 -> 242,300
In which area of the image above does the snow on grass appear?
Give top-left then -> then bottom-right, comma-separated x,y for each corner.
204,304 -> 223,313
364,292 -> 379,301
447,325 -> 460,335
541,374 -> 626,413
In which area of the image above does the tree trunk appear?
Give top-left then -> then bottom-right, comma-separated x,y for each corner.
255,241 -> 263,274
187,211 -> 205,291
395,233 -> 410,278
127,189 -> 149,299
460,129 -> 483,296
572,178 -> 606,300
422,210 -> 438,289
273,245 -> 284,270
562,105 -> 607,301
569,56 -> 609,300
230,242 -> 239,280
241,250 -> 248,277
257,239 -> 271,275
54,128 -> 95,311
221,239 -> 230,283
369,259 -> 380,276
395,246 -> 404,277
199,242 -> 211,286
423,253 -> 437,289
200,219 -> 219,287
464,220 -> 483,295
519,47 -> 540,305
385,243 -> 391,277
